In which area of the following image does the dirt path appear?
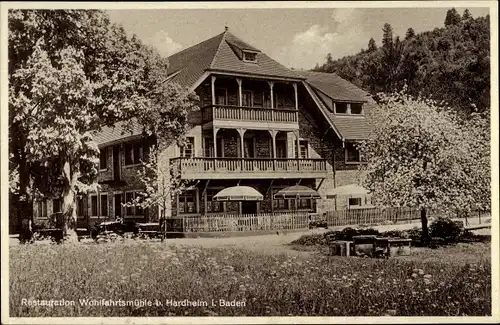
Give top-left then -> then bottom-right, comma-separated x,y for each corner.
162,222 -> 426,254
9,217 -> 490,255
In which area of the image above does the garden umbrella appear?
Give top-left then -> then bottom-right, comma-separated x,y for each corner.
213,185 -> 264,201
273,185 -> 321,199
326,184 -> 368,199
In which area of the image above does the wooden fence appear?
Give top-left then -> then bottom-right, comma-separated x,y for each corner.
165,208 -> 491,233
179,212 -> 310,232
324,207 -> 422,228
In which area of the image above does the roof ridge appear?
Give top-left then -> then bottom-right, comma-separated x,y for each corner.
224,31 -> 261,52
209,30 -> 227,69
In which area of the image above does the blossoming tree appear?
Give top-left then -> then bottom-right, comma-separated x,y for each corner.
8,10 -> 197,241
358,91 -> 490,239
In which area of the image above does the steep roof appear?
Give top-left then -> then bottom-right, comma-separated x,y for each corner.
93,120 -> 142,146
167,30 -> 303,89
300,71 -> 375,141
300,71 -> 369,103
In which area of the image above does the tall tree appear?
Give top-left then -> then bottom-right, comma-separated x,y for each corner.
326,53 -> 333,65
382,23 -> 394,50
359,91 -> 490,240
405,27 -> 416,40
367,38 -> 377,52
462,9 -> 473,21
8,10 -> 198,241
444,8 -> 461,27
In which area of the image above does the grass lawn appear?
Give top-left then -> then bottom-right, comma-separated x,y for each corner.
9,240 -> 491,317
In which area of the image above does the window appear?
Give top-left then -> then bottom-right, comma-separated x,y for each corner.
253,91 -> 263,107
179,190 -> 196,214
37,201 -> 43,218
136,193 -> 144,216
42,201 -> 47,218
205,137 -> 223,157
298,198 -> 312,209
124,143 -> 143,166
100,194 -> 108,217
99,147 -> 107,170
351,103 -> 363,115
295,140 -> 309,158
215,88 -> 227,105
77,197 -> 85,216
124,191 -> 144,216
242,90 -> 253,107
345,142 -> 361,163
263,91 -> 272,108
206,189 -> 224,213
180,137 -> 194,158
53,198 -> 61,213
125,192 -> 134,216
134,145 -> 143,164
125,143 -> 134,166
91,195 -> 98,216
335,102 -> 348,114
243,51 -> 257,62
298,198 -> 316,211
276,139 -> 287,159
273,197 -> 290,210
349,197 -> 362,207
243,137 -> 255,158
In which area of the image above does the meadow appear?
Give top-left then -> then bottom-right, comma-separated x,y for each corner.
9,240 -> 491,317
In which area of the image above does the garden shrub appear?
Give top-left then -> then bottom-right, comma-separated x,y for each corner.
290,233 -> 329,246
335,227 -> 381,241
405,227 -> 422,241
291,227 -> 383,246
429,217 -> 464,242
381,230 -> 409,238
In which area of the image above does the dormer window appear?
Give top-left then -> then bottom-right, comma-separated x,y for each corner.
335,102 -> 348,114
351,103 -> 363,115
243,51 -> 257,62
334,102 -> 364,115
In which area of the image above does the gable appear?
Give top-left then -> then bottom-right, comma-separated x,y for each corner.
210,33 -> 303,80
300,72 -> 376,141
167,30 -> 303,90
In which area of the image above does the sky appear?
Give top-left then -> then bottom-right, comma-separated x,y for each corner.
108,6 -> 490,70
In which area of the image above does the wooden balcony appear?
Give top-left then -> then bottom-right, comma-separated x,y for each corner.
202,105 -> 299,130
172,157 -> 328,179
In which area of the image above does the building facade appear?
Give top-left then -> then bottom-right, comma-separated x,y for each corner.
33,29 -> 375,227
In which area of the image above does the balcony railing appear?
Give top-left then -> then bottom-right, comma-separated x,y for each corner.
172,157 -> 327,179
202,105 -> 298,124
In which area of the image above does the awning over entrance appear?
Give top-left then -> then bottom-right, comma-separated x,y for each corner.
273,185 -> 321,199
213,186 -> 264,201
326,184 -> 368,199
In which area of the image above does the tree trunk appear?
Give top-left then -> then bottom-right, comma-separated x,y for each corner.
160,208 -> 166,242
17,156 -> 33,244
420,208 -> 430,243
61,161 -> 78,243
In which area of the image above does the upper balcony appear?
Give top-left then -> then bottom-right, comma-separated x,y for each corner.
201,105 -> 299,130
197,75 -> 300,131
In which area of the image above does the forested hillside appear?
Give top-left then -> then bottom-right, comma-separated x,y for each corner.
313,9 -> 490,115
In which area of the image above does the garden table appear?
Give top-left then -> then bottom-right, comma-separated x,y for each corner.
375,237 -> 412,257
